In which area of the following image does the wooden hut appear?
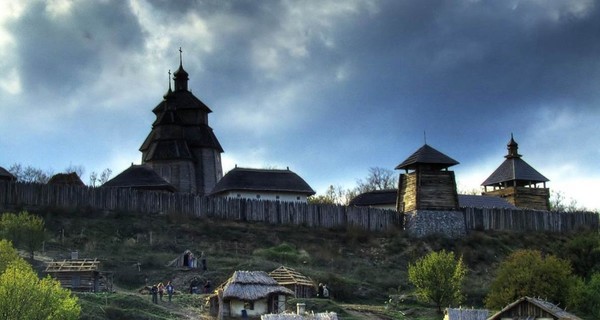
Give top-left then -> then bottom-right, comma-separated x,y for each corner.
482,135 -> 550,210
269,266 -> 316,298
48,172 -> 85,186
443,307 -> 488,320
395,144 -> 460,212
488,296 -> 582,320
44,258 -> 112,292
167,249 -> 198,268
217,270 -> 294,318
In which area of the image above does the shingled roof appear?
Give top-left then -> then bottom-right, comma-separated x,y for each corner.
395,144 -> 459,170
102,164 -> 176,192
211,167 -> 315,196
349,189 -> 516,209
482,136 -> 549,187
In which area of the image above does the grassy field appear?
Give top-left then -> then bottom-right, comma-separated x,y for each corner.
31,208 -> 583,319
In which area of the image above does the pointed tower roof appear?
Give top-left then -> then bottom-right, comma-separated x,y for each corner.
482,135 -> 549,186
173,47 -> 189,91
395,144 -> 459,170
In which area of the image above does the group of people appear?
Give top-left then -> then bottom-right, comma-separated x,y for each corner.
150,281 -> 175,303
317,283 -> 330,299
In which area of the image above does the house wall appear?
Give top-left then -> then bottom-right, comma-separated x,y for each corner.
147,160 -> 196,193
483,186 -> 550,211
193,148 -> 222,196
220,191 -> 308,203
229,298 -> 268,318
398,171 -> 459,212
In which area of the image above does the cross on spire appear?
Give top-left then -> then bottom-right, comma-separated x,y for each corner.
179,47 -> 183,66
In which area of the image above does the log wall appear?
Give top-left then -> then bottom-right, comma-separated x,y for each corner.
0,182 -> 596,234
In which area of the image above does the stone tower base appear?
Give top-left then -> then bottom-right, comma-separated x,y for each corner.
404,210 -> 466,238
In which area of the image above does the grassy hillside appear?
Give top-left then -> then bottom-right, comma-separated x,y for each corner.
29,208 -> 584,319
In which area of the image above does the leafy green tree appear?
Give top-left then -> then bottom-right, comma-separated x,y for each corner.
0,242 -> 80,319
0,211 -> 45,259
485,249 -> 573,309
577,273 -> 600,318
408,250 -> 466,313
562,232 -> 600,279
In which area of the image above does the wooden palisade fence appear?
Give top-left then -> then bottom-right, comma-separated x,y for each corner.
0,182 -> 597,233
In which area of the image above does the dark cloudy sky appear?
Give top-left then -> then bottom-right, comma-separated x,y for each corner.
0,0 -> 598,209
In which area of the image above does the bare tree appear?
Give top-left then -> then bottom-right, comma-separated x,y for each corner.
89,168 -> 113,187
64,164 -> 85,178
355,167 -> 398,193
9,163 -> 53,183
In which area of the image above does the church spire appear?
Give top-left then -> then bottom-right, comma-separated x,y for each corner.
505,133 -> 521,159
173,47 -> 189,91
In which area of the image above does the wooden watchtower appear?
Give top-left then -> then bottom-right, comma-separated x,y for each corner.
482,135 -> 550,210
395,144 -> 460,212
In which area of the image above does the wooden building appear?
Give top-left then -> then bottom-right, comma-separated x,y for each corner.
482,135 -> 550,210
44,258 -> 112,292
211,167 -> 315,203
269,266 -> 316,298
395,144 -> 460,212
48,172 -> 85,186
102,164 -> 177,192
215,270 -> 294,318
488,296 -> 582,320
140,50 -> 223,196
0,166 -> 15,182
167,249 -> 198,269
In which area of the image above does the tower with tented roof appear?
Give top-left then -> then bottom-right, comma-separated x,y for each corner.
140,49 -> 223,195
481,134 -> 549,210
395,144 -> 460,212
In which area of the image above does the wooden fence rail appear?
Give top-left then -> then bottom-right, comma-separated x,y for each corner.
0,182 -> 597,233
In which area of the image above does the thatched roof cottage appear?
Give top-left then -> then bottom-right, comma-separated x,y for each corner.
0,166 -> 15,182
211,167 -> 315,203
216,270 -> 294,318
102,164 -> 176,192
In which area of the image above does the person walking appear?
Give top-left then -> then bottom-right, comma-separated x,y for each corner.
151,284 -> 158,304
166,281 -> 174,303
158,282 -> 165,302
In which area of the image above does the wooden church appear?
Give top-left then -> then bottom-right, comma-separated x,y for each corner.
139,50 -> 223,195
481,135 -> 550,210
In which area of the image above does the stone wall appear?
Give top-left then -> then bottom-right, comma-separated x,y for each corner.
404,210 -> 466,238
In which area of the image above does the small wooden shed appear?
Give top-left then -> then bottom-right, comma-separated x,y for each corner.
44,258 -> 112,292
216,270 -> 294,318
269,266 -> 316,298
488,296 -> 582,320
47,172 -> 85,186
167,249 -> 198,268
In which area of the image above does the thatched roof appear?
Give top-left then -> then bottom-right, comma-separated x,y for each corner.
269,266 -> 315,287
211,167 -> 315,196
222,271 -> 294,301
48,172 -> 85,186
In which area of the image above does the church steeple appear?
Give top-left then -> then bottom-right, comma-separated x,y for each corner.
506,133 -> 521,159
173,47 -> 189,91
